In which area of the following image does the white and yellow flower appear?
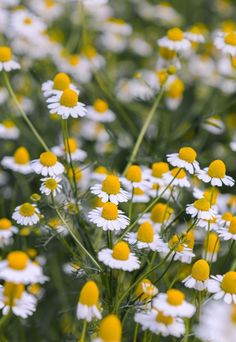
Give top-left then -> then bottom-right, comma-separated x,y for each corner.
185,25 -> 206,43
167,147 -> 200,174
1,146 -> 32,174
76,280 -> 101,322
183,259 -> 210,291
208,271 -> 236,304
0,120 -> 20,139
122,165 -> 151,191
139,203 -> 173,233
0,218 -> 17,247
87,99 -> 115,122
42,72 -> 77,98
52,137 -> 87,162
186,198 -> 216,220
0,46 -> 20,72
40,176 -> 62,196
197,160 -> 234,187
31,151 -> 64,176
215,31 -> 236,56
218,216 -> 236,241
12,202 -> 40,226
158,27 -> 191,52
163,167 -> 190,188
93,314 -> 122,342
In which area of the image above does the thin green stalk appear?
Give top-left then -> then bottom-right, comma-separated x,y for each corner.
133,323 -> 139,342
79,320 -> 87,342
3,71 -> 49,151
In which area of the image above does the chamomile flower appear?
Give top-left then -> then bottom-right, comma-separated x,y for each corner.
91,175 -> 129,204
0,120 -> 20,139
135,309 -> 185,338
203,232 -> 220,262
186,198 -> 216,220
122,165 -> 150,191
135,279 -> 158,303
52,137 -> 87,162
88,202 -> 129,232
1,146 -> 32,174
208,271 -> 236,304
93,314 -> 122,342
40,176 -> 62,196
215,31 -> 236,56
218,211 -> 233,227
165,77 -> 185,110
0,251 -> 47,284
31,151 -> 64,177
131,187 -> 150,203
0,46 -> 20,72
0,282 -> 37,318
12,203 -> 40,226
158,27 -> 191,52
163,167 -> 190,188
167,234 -> 195,264
153,289 -> 196,318
143,162 -> 169,186
98,241 -> 140,271
92,166 -> 110,182
87,99 -> 115,122
197,217 -> 219,231
82,45 -> 105,71
47,217 -> 67,236
185,25 -> 206,43
125,221 -> 169,252
76,280 -> 101,322
29,0 -> 63,22
218,217 -> 236,241
47,88 -> 87,119
42,72 -> 77,98
0,218 -> 17,247
139,203 -> 173,233
197,160 -> 235,187
167,147 -> 200,174
183,259 -> 210,291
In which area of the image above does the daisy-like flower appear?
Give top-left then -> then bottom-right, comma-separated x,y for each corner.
98,241 -> 140,271
52,137 -> 87,162
93,314 -> 122,342
0,46 -> 20,72
167,147 -> 200,174
153,288 -> 196,318
12,202 -> 40,226
1,146 -> 32,174
139,203 -> 173,233
208,271 -> 236,304
143,162 -> 169,187
158,27 -> 191,52
76,280 -> 101,322
197,216 -> 219,231
135,309 -> 185,338
47,88 -> 87,119
203,232 -> 220,262
31,151 -> 64,176
0,120 -> 20,139
165,77 -> 185,111
47,217 -> 67,236
92,166 -> 110,182
88,202 -> 129,232
186,198 -> 216,220
215,31 -> 236,56
125,221 -> 169,252
131,187 -> 150,203
183,259 -> 210,291
91,175 -> 129,204
197,160 -> 235,187
0,251 -> 48,284
42,72 -> 77,98
40,176 -> 62,196
218,216 -> 236,241
185,25 -> 206,43
0,218 -> 18,247
163,167 -> 190,188
167,233 -> 195,264
122,165 -> 151,191
82,45 -> 105,71
0,282 -> 37,318
87,99 -> 115,123
135,279 -> 158,303
218,211 -> 233,227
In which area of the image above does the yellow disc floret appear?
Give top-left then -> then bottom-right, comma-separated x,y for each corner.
179,147 -> 197,163
168,234 -> 184,252
3,282 -> 25,306
53,73 -> 71,91
45,178 -> 58,190
19,203 -> 35,217
170,167 -> 186,179
99,314 -> 122,342
79,280 -> 99,306
221,271 -> 236,294
14,147 -> 30,165
0,46 -> 12,62
159,47 -> 176,60
101,202 -> 118,220
102,175 -> 120,195
167,79 -> 184,98
94,99 -> 108,113
156,311 -> 173,325
137,222 -> 154,243
151,203 -> 173,223
60,89 -> 78,107
229,217 -> 236,234
204,232 -> 220,253
191,259 -> 210,281
126,165 -> 142,183
224,32 -> 236,46
208,160 -> 226,178
135,279 -> 156,301
0,218 -> 12,230
167,27 -> 184,41
167,289 -> 185,306
40,151 -> 57,167
65,138 -> 77,153
152,162 -> 169,177
7,251 -> 29,270
112,241 -> 130,261
194,198 -> 210,211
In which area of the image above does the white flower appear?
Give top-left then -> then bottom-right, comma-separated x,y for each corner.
130,187 -> 150,203
186,198 -> 216,220
197,160 -> 234,187
167,147 -> 200,174
47,88 -> 87,119
87,99 -> 115,122
88,202 -> 129,232
185,26 -> 205,43
42,72 -> 78,98
1,146 -> 32,175
52,138 -> 87,162
91,175 -> 129,204
12,203 -> 40,226
158,27 -> 191,52
208,272 -> 236,304
31,151 -> 64,177
0,218 -> 18,247
0,120 -> 20,139
139,203 -> 173,233
76,281 -> 101,322
143,162 -> 169,187
122,165 -> 151,191
0,46 -> 20,72
98,241 -> 140,271
183,259 -> 210,291
40,176 -> 62,196
215,32 -> 236,56
163,168 -> 190,188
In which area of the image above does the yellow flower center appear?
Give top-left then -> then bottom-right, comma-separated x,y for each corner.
170,167 -> 186,179
137,222 -> 154,243
152,162 -> 169,177
203,188 -> 219,205
7,251 -> 29,270
45,178 -> 58,190
79,280 -> 99,306
167,27 -> 184,41
0,46 -> 12,62
23,17 -> 32,25
99,315 -> 122,342
135,279 -> 155,301
184,231 -> 195,249
28,283 -> 41,296
83,45 -> 97,58
101,202 -> 118,220
53,73 -> 71,91
221,21 -> 236,34
222,212 -> 233,222
13,147 -> 30,165
112,241 -> 130,260
168,235 -> 184,252
94,99 -> 108,113
102,175 -> 121,195
65,137 -> 77,153
60,89 -> 78,107
167,289 -> 185,306
229,217 -> 236,234
0,218 -> 12,230
167,79 -> 185,98
193,198 -> 211,211
179,147 -> 197,163
208,160 -> 226,178
156,311 -> 173,325
44,0 -> 55,8
151,203 -> 173,223
126,165 -> 142,183
68,166 -> 82,182
95,166 -> 109,175
231,305 -> 236,324
159,47 -> 176,60
3,282 -> 25,307
3,120 -> 15,128
221,272 -> 236,294
191,259 -> 210,281
19,203 -> 35,217
224,32 -> 236,46
189,26 -> 203,35
40,151 -> 57,167
156,70 -> 168,85
68,54 -> 80,66
133,187 -> 144,195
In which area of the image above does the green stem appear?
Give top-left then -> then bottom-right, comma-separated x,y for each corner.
79,320 -> 87,342
133,323 -> 139,342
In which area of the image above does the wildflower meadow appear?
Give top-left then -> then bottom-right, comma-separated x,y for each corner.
1,0 -> 236,341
